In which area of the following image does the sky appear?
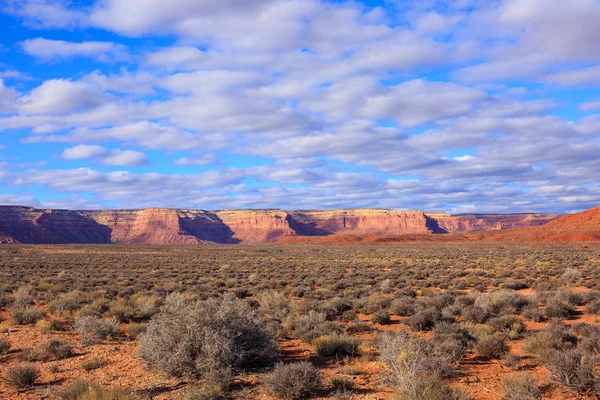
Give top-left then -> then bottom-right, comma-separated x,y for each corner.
0,0 -> 600,213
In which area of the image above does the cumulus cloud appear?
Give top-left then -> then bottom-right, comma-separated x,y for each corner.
174,155 -> 219,166
62,145 -> 149,166
17,79 -> 109,115
22,38 -> 129,62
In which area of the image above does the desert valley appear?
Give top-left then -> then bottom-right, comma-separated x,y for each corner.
1,206 -> 600,399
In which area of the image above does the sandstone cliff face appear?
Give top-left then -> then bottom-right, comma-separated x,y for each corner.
0,206 -> 111,244
215,210 -> 296,243
425,212 -> 557,233
289,209 -> 432,235
0,205 -> 561,244
82,209 -> 208,244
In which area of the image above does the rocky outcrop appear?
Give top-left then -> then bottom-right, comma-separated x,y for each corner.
0,205 -> 562,244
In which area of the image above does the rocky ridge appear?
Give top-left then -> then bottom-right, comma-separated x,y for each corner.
0,205 -> 559,244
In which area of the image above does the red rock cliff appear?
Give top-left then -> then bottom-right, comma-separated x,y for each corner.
424,213 -> 558,233
0,205 -> 562,244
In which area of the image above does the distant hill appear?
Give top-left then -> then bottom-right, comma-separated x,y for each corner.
471,206 -> 600,245
0,205 -> 558,244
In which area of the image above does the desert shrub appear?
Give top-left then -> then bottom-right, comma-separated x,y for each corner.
8,305 -> 46,325
487,316 -> 526,338
371,310 -> 391,325
395,372 -> 468,400
260,291 -> 294,321
324,297 -> 353,320
432,323 -> 474,364
571,322 -> 599,337
522,331 -> 572,362
285,310 -> 339,343
21,338 -> 74,361
379,332 -> 468,400
462,306 -> 492,323
521,305 -> 545,322
36,318 -> 63,333
340,310 -> 357,322
545,350 -> 598,391
139,293 -> 278,388
577,331 -> 600,354
544,299 -> 574,319
78,298 -> 110,317
474,290 -> 530,315
502,353 -> 521,368
0,338 -> 10,355
48,290 -> 87,314
82,357 -> 108,371
405,307 -> 452,331
180,383 -> 224,400
109,300 -> 136,323
330,376 -> 355,391
500,280 -> 529,290
346,319 -> 373,334
585,299 -> 600,314
314,335 -> 360,358
3,364 -> 40,389
501,375 -> 541,400
268,362 -> 322,400
75,316 -> 120,343
58,379 -> 139,400
379,330 -> 458,396
128,323 -> 147,340
12,287 -> 34,308
133,295 -> 161,319
473,333 -> 509,359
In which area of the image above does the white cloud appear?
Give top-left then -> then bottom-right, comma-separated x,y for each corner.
17,79 -> 108,115
22,38 -> 128,62
61,145 -> 149,166
62,144 -> 107,160
580,100 -> 600,112
174,155 -> 218,166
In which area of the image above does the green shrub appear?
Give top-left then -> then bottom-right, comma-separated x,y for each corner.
473,333 -> 509,359
268,362 -> 322,400
313,335 -> 360,358
522,331 -> 573,362
501,375 -> 541,400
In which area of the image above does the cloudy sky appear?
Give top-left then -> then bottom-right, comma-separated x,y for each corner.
1,0 -> 599,213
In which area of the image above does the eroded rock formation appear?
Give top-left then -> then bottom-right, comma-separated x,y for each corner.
0,205 -> 560,244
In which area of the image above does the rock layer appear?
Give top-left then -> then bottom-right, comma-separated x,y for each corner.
0,205 -> 559,244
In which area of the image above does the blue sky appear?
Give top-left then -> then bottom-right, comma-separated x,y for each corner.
1,0 -> 600,213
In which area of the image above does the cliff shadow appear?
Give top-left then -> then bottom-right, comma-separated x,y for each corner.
179,214 -> 241,244
424,214 -> 448,234
35,211 -> 113,244
285,214 -> 332,236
